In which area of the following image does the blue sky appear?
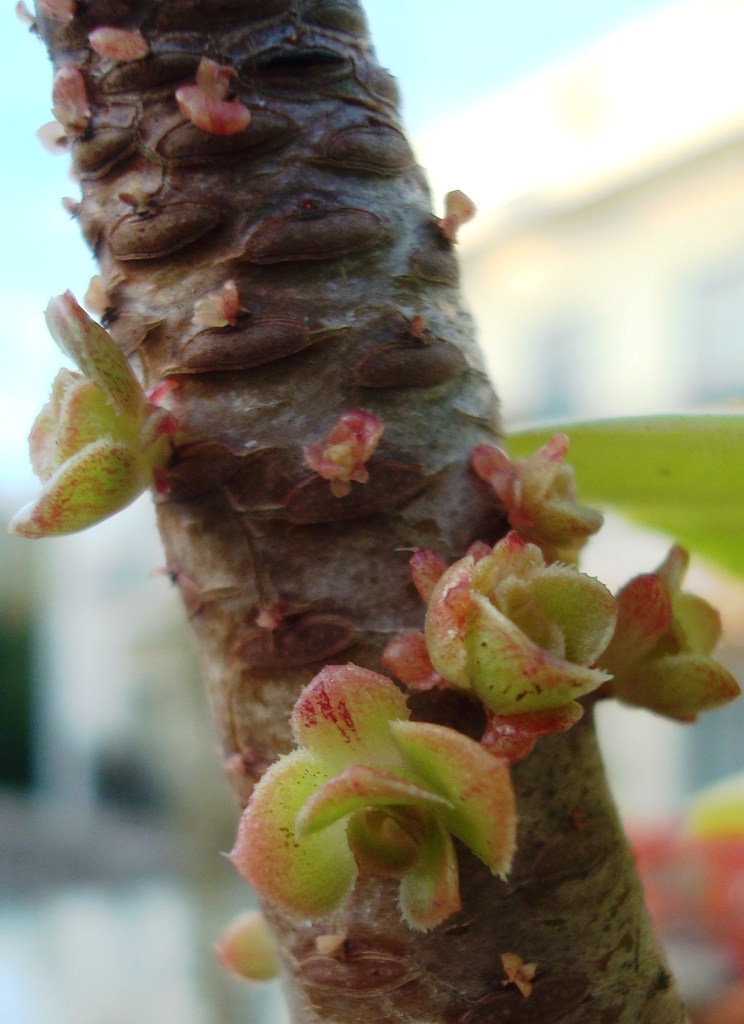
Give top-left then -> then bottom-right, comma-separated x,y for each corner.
0,0 -> 672,496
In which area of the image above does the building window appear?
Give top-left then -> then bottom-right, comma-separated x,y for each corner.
690,258 -> 744,404
529,319 -> 586,420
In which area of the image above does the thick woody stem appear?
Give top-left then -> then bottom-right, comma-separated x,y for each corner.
34,2 -> 688,1021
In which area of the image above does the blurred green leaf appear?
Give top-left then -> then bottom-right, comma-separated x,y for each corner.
509,415 -> 744,578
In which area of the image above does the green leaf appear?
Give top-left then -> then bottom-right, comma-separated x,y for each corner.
508,415 -> 744,578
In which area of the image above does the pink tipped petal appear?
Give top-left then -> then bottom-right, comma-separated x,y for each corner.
601,573 -> 673,673
296,764 -> 451,837
88,27 -> 149,61
193,280 -> 240,327
291,664 -> 408,770
409,549 -> 448,602
398,815 -> 461,931
391,720 -> 516,877
672,592 -> 721,654
214,910 -> 280,982
52,65 -> 90,134
9,438 -> 144,537
382,632 -> 443,691
481,704 -> 584,763
424,556 -> 475,689
470,532 -> 542,596
195,57 -> 235,98
231,749 -> 356,918
529,565 -> 617,666
520,433 -> 570,494
45,292 -> 143,416
656,545 -> 689,592
615,653 -> 740,721
465,593 -> 610,713
471,443 -> 514,501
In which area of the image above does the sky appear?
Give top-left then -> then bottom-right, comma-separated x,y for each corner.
0,0 -> 673,498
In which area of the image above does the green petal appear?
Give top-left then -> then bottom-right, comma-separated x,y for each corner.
391,720 -> 516,877
398,815 -> 461,932
529,564 -> 617,665
231,749 -> 356,918
296,764 -> 451,836
45,291 -> 144,417
54,377 -> 137,463
290,665 -> 408,771
9,438 -> 146,537
614,652 -> 741,720
465,593 -> 610,713
672,592 -> 721,654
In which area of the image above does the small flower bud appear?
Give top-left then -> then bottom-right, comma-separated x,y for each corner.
304,410 -> 383,498
215,910 -> 280,982
52,65 -> 90,135
176,58 -> 251,137
88,27 -> 149,62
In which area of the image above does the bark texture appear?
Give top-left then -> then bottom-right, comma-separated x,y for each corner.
35,2 -> 690,1021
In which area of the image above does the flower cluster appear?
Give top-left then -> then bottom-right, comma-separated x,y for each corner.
472,434 -> 603,562
230,664 -> 516,932
600,545 -> 740,720
384,531 -> 617,761
304,409 -> 383,497
10,292 -> 175,538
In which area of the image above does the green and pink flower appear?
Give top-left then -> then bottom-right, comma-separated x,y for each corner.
230,664 -> 516,932
10,292 -> 175,537
600,546 -> 740,720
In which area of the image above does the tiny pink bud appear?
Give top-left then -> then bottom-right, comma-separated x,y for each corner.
409,548 -> 448,603
52,65 -> 90,135
193,279 -> 240,328
382,631 -> 443,691
304,410 -> 384,497
37,121 -> 68,154
37,0 -> 74,21
314,933 -> 348,958
176,59 -> 251,137
466,540 -> 492,562
215,910 -> 280,982
481,704 -> 584,763
152,466 -> 170,495
439,190 -> 476,242
15,2 -> 35,27
84,275 -> 108,317
255,602 -> 289,631
501,952 -> 538,998
88,27 -> 149,62
147,380 -> 178,406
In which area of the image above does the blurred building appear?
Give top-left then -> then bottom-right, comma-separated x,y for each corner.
418,0 -> 744,425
